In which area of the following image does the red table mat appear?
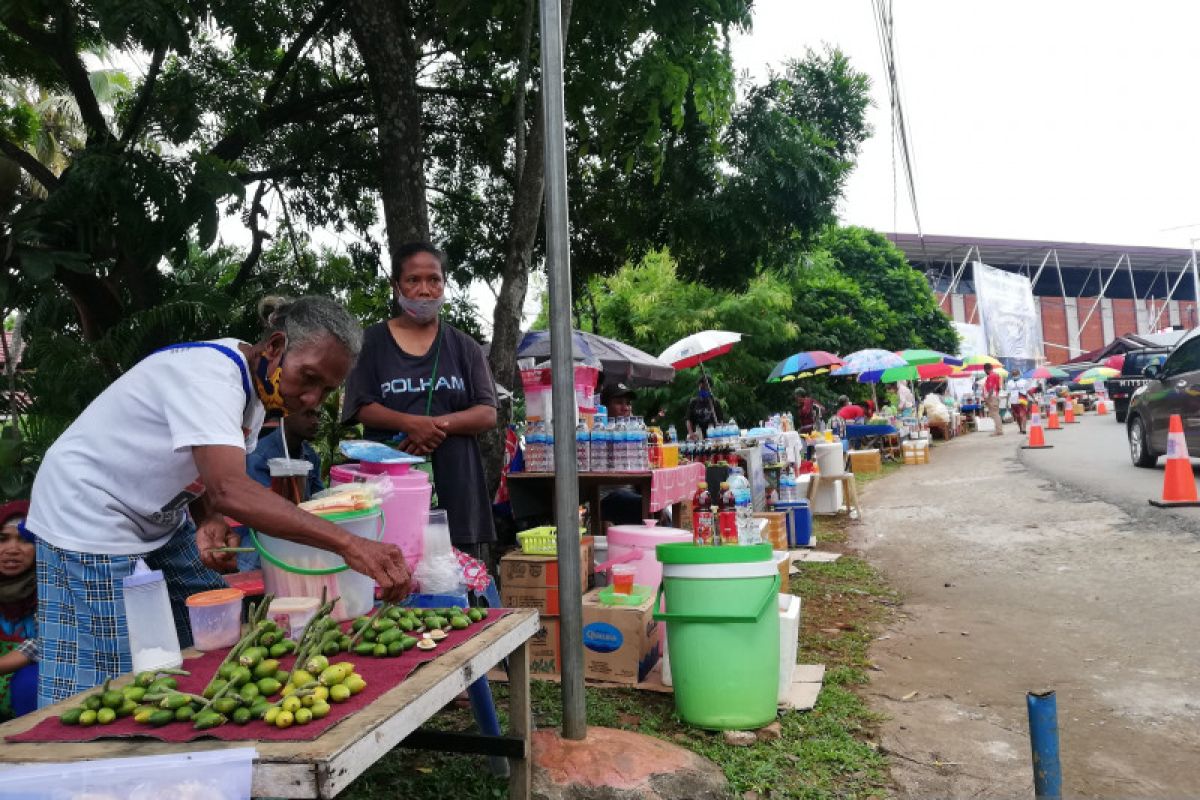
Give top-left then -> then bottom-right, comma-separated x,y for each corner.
10,609 -> 511,744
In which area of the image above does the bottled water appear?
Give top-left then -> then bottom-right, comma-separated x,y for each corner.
780,465 -> 797,502
576,419 -> 590,472
526,421 -> 543,471
728,467 -> 755,544
633,417 -> 649,470
606,420 -> 619,472
667,424 -> 678,443
544,423 -> 555,472
613,417 -> 628,471
592,421 -> 610,471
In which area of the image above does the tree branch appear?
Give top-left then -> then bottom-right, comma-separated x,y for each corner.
120,43 -> 166,148
262,0 -> 347,107
0,137 -> 59,191
229,181 -> 270,295
209,84 -> 367,163
5,12 -> 112,143
416,83 -> 499,100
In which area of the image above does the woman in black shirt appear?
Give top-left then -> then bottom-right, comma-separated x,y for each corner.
342,243 -> 498,557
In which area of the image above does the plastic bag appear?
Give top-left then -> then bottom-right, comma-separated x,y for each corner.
338,440 -> 425,465
412,509 -> 464,595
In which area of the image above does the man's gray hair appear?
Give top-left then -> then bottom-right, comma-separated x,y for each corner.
257,296 -> 363,357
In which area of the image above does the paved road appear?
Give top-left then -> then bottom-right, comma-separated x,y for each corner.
1018,411 -> 1200,537
854,418 -> 1200,798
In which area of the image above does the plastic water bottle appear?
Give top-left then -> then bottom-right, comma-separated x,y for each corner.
544,423 -> 555,471
525,421 -> 541,471
728,467 -> 755,544
613,417 -> 628,471
592,421 -> 610,471
667,424 -> 678,444
605,420 -> 619,472
633,417 -> 649,470
576,419 -> 591,472
594,404 -> 608,428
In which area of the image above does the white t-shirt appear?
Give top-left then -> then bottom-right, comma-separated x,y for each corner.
28,339 -> 265,555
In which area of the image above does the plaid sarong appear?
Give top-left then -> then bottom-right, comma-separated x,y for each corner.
35,522 -> 225,707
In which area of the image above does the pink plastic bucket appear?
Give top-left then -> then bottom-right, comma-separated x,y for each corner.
329,462 -> 430,568
599,520 -> 692,589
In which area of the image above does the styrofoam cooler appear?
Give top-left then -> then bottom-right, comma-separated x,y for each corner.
814,441 -> 844,476
330,462 -> 430,570
812,480 -> 843,515
778,593 -> 802,702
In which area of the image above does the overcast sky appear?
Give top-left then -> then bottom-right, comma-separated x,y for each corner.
730,1 -> 1200,250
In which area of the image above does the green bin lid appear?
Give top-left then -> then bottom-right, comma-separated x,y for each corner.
655,542 -> 774,565
313,505 -> 380,523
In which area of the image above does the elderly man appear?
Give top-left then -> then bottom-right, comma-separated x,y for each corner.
26,297 -> 411,706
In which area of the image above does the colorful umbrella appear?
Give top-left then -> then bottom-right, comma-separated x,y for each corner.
766,351 -> 843,383
960,354 -> 1002,372
1104,354 -> 1125,371
658,330 -> 743,369
861,362 -> 961,384
1021,366 -> 1069,380
1076,367 -> 1119,384
896,349 -> 964,367
831,349 -> 907,376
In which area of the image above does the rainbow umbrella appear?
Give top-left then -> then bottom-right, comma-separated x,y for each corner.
863,362 -> 961,384
1021,366 -> 1069,380
896,348 -> 964,367
832,349 -> 907,376
960,354 -> 1002,372
767,351 -> 843,383
1076,367 -> 1119,384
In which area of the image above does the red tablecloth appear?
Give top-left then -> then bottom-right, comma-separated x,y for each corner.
10,610 -> 510,744
648,462 -> 705,512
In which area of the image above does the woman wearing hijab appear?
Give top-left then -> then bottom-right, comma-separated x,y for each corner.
0,501 -> 36,718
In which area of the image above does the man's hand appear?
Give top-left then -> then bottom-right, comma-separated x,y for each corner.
196,516 -> 240,572
340,538 -> 413,601
400,415 -> 447,454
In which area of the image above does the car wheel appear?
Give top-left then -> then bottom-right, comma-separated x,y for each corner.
1129,416 -> 1158,467
1115,407 -> 1127,424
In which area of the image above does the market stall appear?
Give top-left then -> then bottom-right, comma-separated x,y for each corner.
0,608 -> 539,799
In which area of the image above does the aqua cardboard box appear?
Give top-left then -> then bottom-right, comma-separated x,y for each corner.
580,588 -> 660,685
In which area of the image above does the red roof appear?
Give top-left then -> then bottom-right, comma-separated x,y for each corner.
0,331 -> 19,369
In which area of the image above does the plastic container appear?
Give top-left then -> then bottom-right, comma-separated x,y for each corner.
653,542 -> 780,730
253,506 -> 384,622
330,461 -> 430,570
122,559 -> 183,672
600,520 -> 691,589
267,596 -> 320,640
412,509 -> 465,596
610,564 -> 636,594
592,535 -> 609,587
574,365 -> 600,412
0,747 -> 257,799
778,593 -> 802,703
269,457 -> 314,504
185,587 -> 244,651
775,499 -> 813,547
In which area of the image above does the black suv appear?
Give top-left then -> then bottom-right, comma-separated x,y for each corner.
1126,332 -> 1200,466
1109,347 -> 1170,423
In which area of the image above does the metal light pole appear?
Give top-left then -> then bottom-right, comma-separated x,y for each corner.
538,0 -> 586,740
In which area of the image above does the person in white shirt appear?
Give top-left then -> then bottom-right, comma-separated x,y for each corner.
26,297 -> 412,706
1007,377 -> 1030,435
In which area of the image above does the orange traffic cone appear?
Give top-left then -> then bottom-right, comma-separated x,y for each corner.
1021,408 -> 1053,449
1064,404 -> 1078,424
1096,399 -> 1108,415
1047,408 -> 1062,430
1149,414 -> 1200,507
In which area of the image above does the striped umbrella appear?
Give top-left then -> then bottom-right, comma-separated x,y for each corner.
960,354 -> 1002,372
831,349 -> 907,376
766,351 -> 843,383
861,362 -> 961,384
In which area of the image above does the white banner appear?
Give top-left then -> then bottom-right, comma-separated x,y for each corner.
952,321 -> 988,359
972,261 -> 1042,360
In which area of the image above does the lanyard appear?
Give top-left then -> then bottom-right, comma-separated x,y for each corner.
152,342 -> 252,408
425,327 -> 443,417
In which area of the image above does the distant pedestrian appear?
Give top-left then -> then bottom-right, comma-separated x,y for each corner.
982,363 -> 1004,436
1008,377 -> 1029,435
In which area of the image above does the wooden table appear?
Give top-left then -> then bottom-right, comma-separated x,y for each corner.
0,610 -> 540,799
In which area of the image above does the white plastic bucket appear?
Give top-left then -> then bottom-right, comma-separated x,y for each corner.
253,506 -> 383,622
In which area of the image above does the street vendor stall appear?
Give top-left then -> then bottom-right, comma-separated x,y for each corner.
0,608 -> 539,799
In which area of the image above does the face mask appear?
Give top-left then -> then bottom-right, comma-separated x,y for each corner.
698,389 -> 712,399
396,293 -> 445,323
254,348 -> 287,413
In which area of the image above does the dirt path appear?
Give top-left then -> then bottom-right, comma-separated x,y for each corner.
854,427 -> 1200,797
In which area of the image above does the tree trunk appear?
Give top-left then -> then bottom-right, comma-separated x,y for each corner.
481,0 -> 574,497
345,0 -> 431,253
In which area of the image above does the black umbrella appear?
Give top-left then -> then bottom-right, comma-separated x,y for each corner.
514,329 -> 675,386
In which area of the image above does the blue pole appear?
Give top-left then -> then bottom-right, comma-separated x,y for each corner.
1026,691 -> 1062,800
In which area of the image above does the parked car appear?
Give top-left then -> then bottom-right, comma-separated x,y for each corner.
1109,347 -> 1170,423
1126,331 -> 1200,467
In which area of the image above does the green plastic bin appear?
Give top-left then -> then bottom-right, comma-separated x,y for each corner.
653,543 -> 780,730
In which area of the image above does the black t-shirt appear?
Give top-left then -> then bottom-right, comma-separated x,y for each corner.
687,395 -> 724,434
342,321 -> 498,546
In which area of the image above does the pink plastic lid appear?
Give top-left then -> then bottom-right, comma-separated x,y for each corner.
607,521 -> 692,548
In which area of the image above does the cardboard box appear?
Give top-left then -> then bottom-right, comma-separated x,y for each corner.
848,449 -> 882,474
529,616 -> 561,677
500,585 -> 567,616
499,538 -> 591,592
580,589 -> 660,685
753,511 -> 788,551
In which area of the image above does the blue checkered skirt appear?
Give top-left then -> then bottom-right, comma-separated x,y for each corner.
35,522 -> 225,707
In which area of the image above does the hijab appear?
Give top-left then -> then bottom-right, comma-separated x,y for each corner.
0,500 -> 35,624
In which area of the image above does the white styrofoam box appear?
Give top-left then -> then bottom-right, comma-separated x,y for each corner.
812,480 -> 843,515
975,416 -> 995,432
0,748 -> 256,800
778,593 -> 802,702
813,442 -> 844,476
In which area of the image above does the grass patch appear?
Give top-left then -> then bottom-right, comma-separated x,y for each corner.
343,509 -> 901,799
